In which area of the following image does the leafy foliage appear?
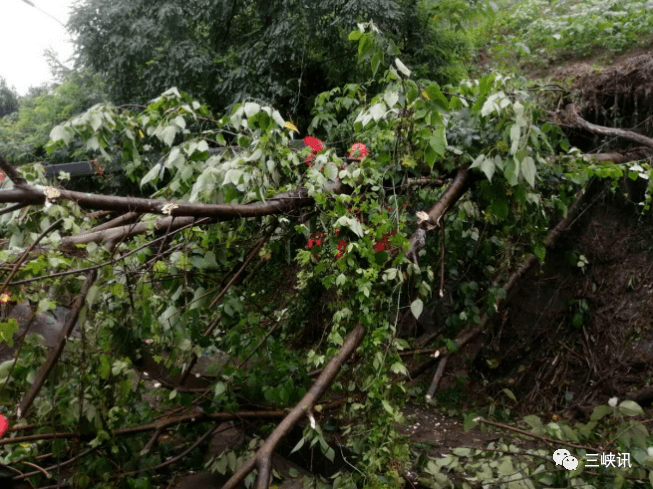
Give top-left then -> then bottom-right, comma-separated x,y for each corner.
0,77 -> 19,118
68,0 -> 475,129
481,0 -> 653,66
5,9 -> 653,489
0,70 -> 107,164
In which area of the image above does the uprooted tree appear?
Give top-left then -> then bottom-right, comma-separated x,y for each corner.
2,25 -> 653,489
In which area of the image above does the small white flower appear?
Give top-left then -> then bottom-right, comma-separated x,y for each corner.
608,397 -> 618,407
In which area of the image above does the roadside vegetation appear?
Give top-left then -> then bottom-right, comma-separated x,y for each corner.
1,1 -> 653,488
476,0 -> 653,70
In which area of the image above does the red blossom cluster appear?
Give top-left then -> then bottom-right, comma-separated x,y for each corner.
336,238 -> 348,260
373,231 -> 397,253
0,171 -> 5,183
303,136 -> 324,166
306,232 -> 324,249
348,142 -> 368,159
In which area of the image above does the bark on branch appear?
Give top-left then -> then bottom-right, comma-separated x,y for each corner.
562,104 -> 653,149
582,147 -> 653,164
0,172 -> 343,218
406,165 -> 471,262
221,324 -> 366,489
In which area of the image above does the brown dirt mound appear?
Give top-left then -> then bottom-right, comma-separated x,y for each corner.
471,190 -> 653,418
555,51 -> 653,138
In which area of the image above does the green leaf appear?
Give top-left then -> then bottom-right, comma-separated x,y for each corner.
523,415 -> 542,428
50,125 -> 71,145
382,399 -> 394,414
244,102 -> 260,118
490,198 -> 509,220
452,448 -> 472,457
480,157 -> 495,182
325,447 -> 335,462
140,163 -> 161,188
424,84 -> 449,110
510,124 -> 520,154
470,156 -> 486,174
619,400 -> 644,416
590,404 -> 613,421
86,285 -> 100,307
429,127 -> 446,157
0,320 -> 18,348
410,298 -> 424,319
86,136 -> 100,151
395,58 -> 411,77
161,125 -> 177,147
290,437 -> 305,454
348,30 -> 363,41
370,52 -> 382,76
390,362 -> 408,375
521,156 -> 536,187
463,413 -> 478,431
502,388 -> 517,402
98,355 -> 111,380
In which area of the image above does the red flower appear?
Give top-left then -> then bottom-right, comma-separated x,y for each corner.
0,171 -> 5,183
304,136 -> 324,153
337,239 -> 348,251
0,414 -> 8,438
349,143 -> 368,159
304,136 -> 325,167
336,252 -> 343,260
373,232 -> 396,253
307,233 -> 324,250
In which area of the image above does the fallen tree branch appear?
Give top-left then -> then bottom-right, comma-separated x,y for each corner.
563,104 -> 653,149
409,187 -> 591,382
582,147 -> 653,164
122,424 -> 217,477
17,269 -> 99,418
221,324 -> 366,489
406,165 -> 471,262
0,172 -> 343,218
179,222 -> 278,384
475,417 -> 597,451
425,354 -> 448,404
0,409 -> 290,447
8,218 -> 211,287
91,211 -> 142,232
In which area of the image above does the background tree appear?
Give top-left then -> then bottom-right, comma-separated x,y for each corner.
0,69 -> 107,165
0,77 -> 19,118
68,0 -> 473,131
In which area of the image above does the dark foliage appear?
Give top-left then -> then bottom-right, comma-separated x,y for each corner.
69,0 -> 470,131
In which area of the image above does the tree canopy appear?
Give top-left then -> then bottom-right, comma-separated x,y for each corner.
68,0 -> 472,129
